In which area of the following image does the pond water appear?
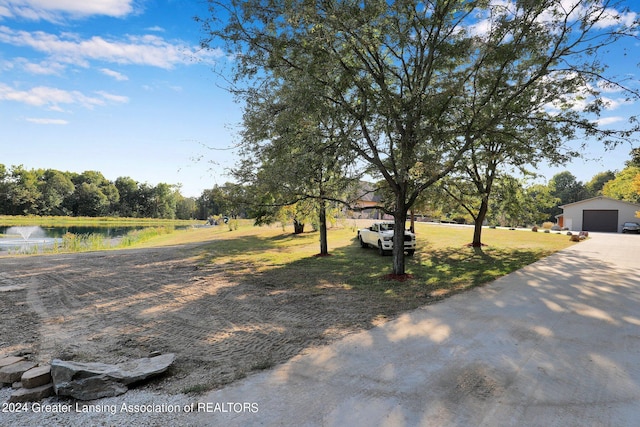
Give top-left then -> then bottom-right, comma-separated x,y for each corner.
0,225 -> 155,253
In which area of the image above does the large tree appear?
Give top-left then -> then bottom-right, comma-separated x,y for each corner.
201,0 -> 640,274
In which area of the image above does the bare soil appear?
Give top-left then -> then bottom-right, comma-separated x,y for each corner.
0,243 -> 402,395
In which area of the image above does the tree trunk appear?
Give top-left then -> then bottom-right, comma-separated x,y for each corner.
409,210 -> 415,233
392,194 -> 408,276
293,219 -> 305,234
472,196 -> 489,247
319,199 -> 328,255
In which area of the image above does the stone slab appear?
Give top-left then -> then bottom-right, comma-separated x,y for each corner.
22,365 -> 52,389
9,383 -> 54,403
0,361 -> 37,384
0,356 -> 25,368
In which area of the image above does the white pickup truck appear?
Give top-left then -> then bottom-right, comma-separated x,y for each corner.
357,221 -> 416,256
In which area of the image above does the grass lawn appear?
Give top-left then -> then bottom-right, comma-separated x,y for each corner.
164,220 -> 577,312
3,216 -> 576,312
0,215 -> 198,227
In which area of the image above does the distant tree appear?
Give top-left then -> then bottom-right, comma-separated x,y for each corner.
602,167 -> 640,203
72,183 -> 109,216
524,183 -> 562,226
197,187 -> 222,219
633,174 -> 640,203
114,177 -> 140,217
196,183 -> 248,220
135,183 -> 156,218
489,180 -> 560,226
486,177 -> 530,227
39,169 -> 75,215
7,166 -> 41,215
0,164 -> 9,214
585,171 -> 616,197
65,171 -> 119,216
546,172 -> 589,220
175,194 -> 197,220
0,165 -> 190,218
626,148 -> 640,168
151,183 -> 178,219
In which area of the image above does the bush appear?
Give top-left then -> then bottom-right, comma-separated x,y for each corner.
542,222 -> 554,229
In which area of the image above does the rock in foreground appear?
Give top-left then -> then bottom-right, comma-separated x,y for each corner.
51,353 -> 175,400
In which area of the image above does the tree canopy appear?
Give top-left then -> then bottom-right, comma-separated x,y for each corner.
200,0 -> 640,274
0,165 -> 197,220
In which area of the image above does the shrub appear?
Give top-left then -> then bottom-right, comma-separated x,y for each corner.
542,222 -> 554,229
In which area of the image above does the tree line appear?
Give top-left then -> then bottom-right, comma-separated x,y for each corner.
425,155 -> 640,228
0,164 -> 203,219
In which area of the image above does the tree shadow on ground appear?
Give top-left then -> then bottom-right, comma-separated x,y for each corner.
0,232 -> 569,398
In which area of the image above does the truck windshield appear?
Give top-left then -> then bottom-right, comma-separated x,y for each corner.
380,223 -> 394,231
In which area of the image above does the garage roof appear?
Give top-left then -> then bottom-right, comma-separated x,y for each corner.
559,196 -> 640,209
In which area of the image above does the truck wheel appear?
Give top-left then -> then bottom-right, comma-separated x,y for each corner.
359,236 -> 367,248
378,241 -> 386,256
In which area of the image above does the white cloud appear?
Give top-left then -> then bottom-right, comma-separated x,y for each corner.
11,57 -> 66,74
0,82 -> 128,110
601,96 -> 633,110
595,116 -> 624,126
593,6 -> 637,29
26,117 -> 68,125
96,90 -> 128,103
0,26 -> 224,69
0,0 -> 134,21
100,67 -> 128,81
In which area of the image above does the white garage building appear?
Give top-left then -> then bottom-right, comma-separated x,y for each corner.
558,196 -> 640,233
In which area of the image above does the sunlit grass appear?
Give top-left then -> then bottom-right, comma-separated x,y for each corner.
187,221 -> 576,308
2,216 -> 577,309
0,215 -> 198,227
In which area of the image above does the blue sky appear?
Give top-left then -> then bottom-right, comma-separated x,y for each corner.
0,0 -> 239,197
0,1 -> 639,198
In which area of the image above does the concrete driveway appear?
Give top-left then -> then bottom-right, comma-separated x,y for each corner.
195,233 -> 640,426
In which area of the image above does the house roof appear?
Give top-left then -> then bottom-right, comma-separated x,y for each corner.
353,181 -> 382,203
559,196 -> 640,209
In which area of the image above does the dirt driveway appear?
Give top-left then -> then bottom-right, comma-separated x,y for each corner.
0,243 -> 390,394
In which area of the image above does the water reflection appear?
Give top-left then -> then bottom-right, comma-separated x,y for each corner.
0,225 -> 155,253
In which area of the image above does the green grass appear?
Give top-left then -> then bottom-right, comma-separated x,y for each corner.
3,217 -> 576,308
191,221 -> 576,308
0,215 -> 198,227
